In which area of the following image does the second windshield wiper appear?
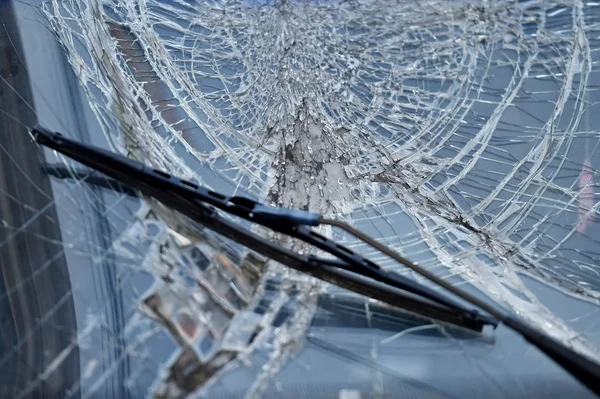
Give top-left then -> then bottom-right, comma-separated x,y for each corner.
31,126 -> 600,398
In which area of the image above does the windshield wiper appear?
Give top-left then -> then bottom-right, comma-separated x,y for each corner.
32,126 -> 600,397
32,126 -> 492,329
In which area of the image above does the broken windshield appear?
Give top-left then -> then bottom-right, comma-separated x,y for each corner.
2,0 -> 600,397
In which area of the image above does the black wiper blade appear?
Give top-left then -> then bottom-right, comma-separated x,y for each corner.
32,127 -> 491,331
44,159 -> 494,326
32,126 -> 600,398
33,126 -> 492,327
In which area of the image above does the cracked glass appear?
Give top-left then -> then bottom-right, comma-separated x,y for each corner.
2,0 -> 600,398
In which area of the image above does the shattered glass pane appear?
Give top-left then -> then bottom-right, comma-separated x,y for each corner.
3,0 -> 600,397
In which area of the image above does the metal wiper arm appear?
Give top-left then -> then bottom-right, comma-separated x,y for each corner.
32,126 -> 600,397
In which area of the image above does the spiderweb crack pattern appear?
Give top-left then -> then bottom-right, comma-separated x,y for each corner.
37,0 -> 600,386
